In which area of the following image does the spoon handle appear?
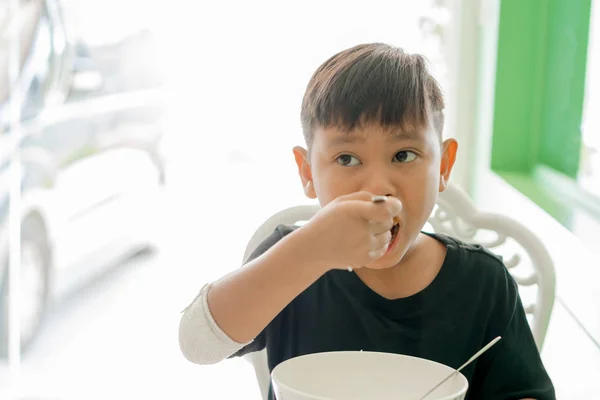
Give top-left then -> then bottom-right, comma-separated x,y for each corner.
416,336 -> 502,400
457,336 -> 502,373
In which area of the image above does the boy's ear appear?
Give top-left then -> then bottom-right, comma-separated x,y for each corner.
293,146 -> 317,199
439,139 -> 458,192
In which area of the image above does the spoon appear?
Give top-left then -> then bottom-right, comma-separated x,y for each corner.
416,336 -> 502,400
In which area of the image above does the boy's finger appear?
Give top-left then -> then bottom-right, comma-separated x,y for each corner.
335,192 -> 402,217
385,196 -> 403,214
369,219 -> 394,234
335,191 -> 377,203
369,197 -> 403,222
347,200 -> 399,223
344,199 -> 386,220
372,230 -> 392,249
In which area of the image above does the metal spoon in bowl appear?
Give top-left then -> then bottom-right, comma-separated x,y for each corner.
416,336 -> 502,400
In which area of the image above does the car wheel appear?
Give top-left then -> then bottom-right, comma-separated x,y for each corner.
0,215 -> 51,358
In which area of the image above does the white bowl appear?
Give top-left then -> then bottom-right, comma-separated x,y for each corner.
271,351 -> 468,400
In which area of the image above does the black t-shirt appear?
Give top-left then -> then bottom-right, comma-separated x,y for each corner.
232,225 -> 555,400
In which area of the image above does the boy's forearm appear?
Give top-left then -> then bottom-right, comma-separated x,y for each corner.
207,227 -> 328,344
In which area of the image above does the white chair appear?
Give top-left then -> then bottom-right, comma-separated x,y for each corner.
242,182 -> 556,400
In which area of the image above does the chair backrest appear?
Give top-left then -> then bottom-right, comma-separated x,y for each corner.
242,182 -> 556,400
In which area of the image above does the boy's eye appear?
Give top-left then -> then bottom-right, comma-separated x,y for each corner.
393,151 -> 417,163
336,154 -> 361,166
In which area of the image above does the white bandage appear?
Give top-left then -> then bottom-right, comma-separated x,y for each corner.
178,283 -> 251,365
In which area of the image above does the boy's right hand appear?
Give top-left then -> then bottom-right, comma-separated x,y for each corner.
299,191 -> 403,272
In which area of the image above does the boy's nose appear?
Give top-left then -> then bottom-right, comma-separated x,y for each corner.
362,176 -> 396,198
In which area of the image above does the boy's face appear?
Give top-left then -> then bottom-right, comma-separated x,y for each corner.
293,122 -> 458,269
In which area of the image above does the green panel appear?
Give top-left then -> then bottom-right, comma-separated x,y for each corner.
538,0 -> 592,178
491,0 -> 592,179
491,0 -> 548,174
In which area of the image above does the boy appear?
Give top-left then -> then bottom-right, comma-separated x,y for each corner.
179,43 -> 555,400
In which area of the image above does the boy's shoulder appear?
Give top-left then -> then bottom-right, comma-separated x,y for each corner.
432,232 -> 505,265
429,231 -> 517,294
429,231 -> 503,263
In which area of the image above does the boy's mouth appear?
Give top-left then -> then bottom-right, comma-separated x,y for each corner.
390,217 -> 400,244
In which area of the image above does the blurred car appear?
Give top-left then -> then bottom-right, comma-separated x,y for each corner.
0,0 -> 167,356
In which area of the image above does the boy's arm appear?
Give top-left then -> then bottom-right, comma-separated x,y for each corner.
179,226 -> 326,365
197,192 -> 399,345
178,192 -> 400,364
207,225 -> 328,343
178,225 -> 330,364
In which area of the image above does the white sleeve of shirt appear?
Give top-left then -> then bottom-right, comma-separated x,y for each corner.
178,282 -> 251,364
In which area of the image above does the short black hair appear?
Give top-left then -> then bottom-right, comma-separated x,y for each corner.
300,43 -> 444,148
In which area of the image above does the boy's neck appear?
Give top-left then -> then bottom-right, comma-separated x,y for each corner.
354,233 -> 447,300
